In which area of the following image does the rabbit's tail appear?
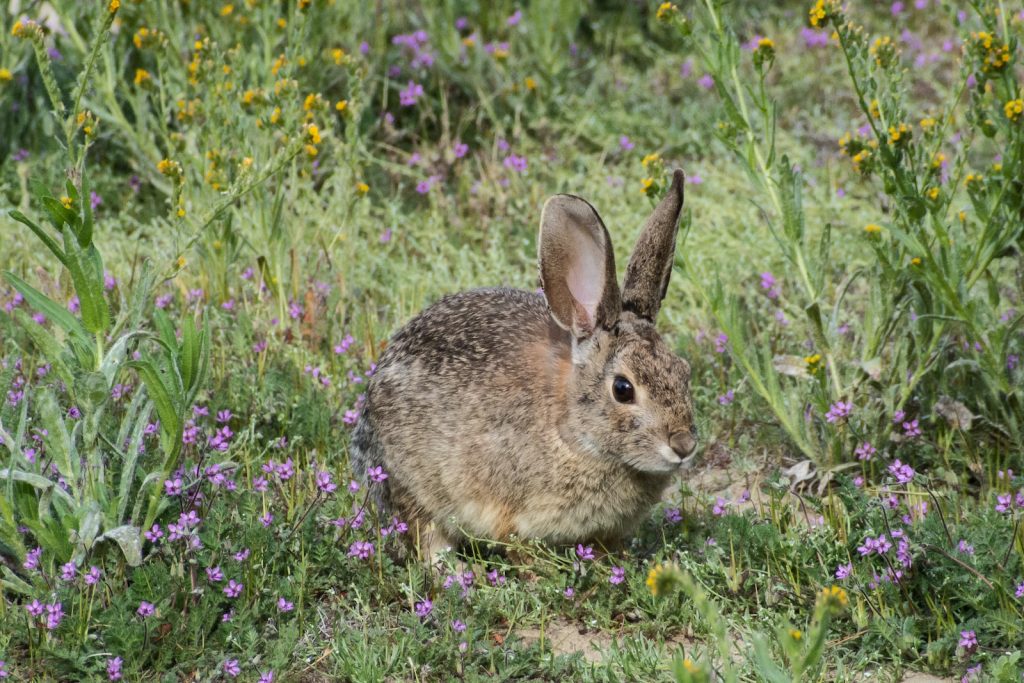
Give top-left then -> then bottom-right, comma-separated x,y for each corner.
349,415 -> 390,517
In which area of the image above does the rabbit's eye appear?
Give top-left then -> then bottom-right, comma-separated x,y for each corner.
612,376 -> 635,403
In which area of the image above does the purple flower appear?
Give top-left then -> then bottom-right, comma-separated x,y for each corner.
84,566 -> 102,585
348,540 -> 375,560
575,544 -> 595,561
414,599 -> 433,617
23,546 -> 42,571
857,534 -> 893,556
563,587 -> 575,599
259,672 -> 275,683
1015,581 -> 1024,599
801,27 -> 829,47
957,540 -> 974,555
835,563 -> 853,579
487,569 -> 507,586
503,154 -> 528,173
712,497 -> 729,516
718,389 -> 735,406
507,9 -> 522,26
902,419 -> 922,438
888,459 -> 915,484
145,524 -> 164,543
399,80 -> 424,106
45,601 -> 64,630
224,579 -> 243,598
164,477 -> 183,496
995,493 -> 1013,514
825,401 -> 852,423
26,599 -> 45,617
891,1 -> 904,14
224,659 -> 241,677
697,74 -> 714,90
619,135 -> 635,151
453,141 -> 469,158
137,601 -> 155,617
452,619 -> 467,632
759,271 -> 779,298
713,333 -> 728,353
958,630 -> 977,653
609,566 -> 626,585
855,442 -> 876,461
664,507 -> 682,523
277,597 -> 294,612
316,470 -> 337,493
367,466 -> 388,483
455,17 -> 469,30
106,656 -> 123,681
260,512 -> 273,527
60,561 -> 77,581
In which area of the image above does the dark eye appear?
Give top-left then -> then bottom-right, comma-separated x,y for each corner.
612,376 -> 635,403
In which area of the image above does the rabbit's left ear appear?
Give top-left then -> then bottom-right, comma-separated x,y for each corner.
539,194 -> 621,338
622,169 -> 685,320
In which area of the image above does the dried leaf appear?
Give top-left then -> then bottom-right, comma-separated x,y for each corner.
773,355 -> 810,378
934,396 -> 974,431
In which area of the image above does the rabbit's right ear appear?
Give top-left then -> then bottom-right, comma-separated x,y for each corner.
539,195 -> 621,338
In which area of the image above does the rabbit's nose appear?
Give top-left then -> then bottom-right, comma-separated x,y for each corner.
670,431 -> 697,458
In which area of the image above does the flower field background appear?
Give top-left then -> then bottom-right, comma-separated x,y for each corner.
1,0 -> 1023,680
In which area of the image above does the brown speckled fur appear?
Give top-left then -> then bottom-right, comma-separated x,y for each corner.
351,170 -> 695,549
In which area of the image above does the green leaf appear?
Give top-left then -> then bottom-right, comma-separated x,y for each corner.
62,225 -> 110,334
0,469 -> 78,508
9,308 -> 78,396
97,525 -> 142,566
78,175 -> 94,247
41,196 -> 79,236
3,271 -> 90,344
8,210 -> 70,269
126,359 -> 183,455
38,390 -> 78,486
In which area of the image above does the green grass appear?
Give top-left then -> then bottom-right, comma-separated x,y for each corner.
1,0 -> 1023,680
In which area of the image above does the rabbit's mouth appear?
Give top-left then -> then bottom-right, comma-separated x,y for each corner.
645,444 -> 694,473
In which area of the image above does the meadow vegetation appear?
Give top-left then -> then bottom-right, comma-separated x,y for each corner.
0,0 -> 1023,680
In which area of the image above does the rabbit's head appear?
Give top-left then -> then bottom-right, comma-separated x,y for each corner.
539,170 -> 696,474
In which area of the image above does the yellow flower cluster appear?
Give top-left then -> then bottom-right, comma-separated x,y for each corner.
964,172 -> 983,187
804,353 -> 823,374
973,31 -> 1011,71
0,68 -> 11,82
1005,98 -> 1023,122
887,122 -> 910,145
808,0 -> 836,28
864,223 -> 881,234
819,585 -> 849,611
157,158 -> 183,177
870,35 -> 897,67
656,3 -> 677,21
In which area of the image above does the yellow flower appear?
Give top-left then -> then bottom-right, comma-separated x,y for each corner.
864,223 -> 881,234
157,158 -> 179,176
60,196 -> 73,209
887,122 -> 909,145
242,89 -> 256,105
919,116 -> 936,131
307,123 -> 321,144
177,207 -> 186,217
524,76 -> 537,91
176,256 -> 187,268
757,37 -> 775,49
645,561 -> 682,596
269,107 -> 282,124
910,257 -> 922,266
462,36 -> 475,47
926,187 -> 939,200
11,20 -> 25,37
819,585 -> 849,610
804,353 -> 823,374
869,99 -> 880,119
1004,98 -> 1024,122
646,563 -> 665,595
641,152 -> 660,167
493,47 -> 509,59
271,54 -> 287,76
356,181 -> 369,195
640,177 -> 654,194
808,0 -> 827,27
335,99 -> 348,112
304,144 -> 318,157
298,0 -> 311,9
964,173 -> 983,187
276,17 -> 287,29
108,0 -> 120,13
0,68 -> 11,82
931,152 -> 945,168
220,4 -> 234,16
134,69 -> 151,86
303,93 -> 318,111
656,2 -> 677,21
788,628 -> 803,641
241,157 -> 253,168
331,48 -> 345,64
851,149 -> 870,171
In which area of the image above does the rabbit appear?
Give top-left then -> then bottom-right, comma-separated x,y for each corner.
350,169 -> 697,555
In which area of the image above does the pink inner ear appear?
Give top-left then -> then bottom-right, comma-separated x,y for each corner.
566,239 -> 605,331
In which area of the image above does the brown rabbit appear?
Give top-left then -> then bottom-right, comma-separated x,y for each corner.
351,170 -> 697,554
